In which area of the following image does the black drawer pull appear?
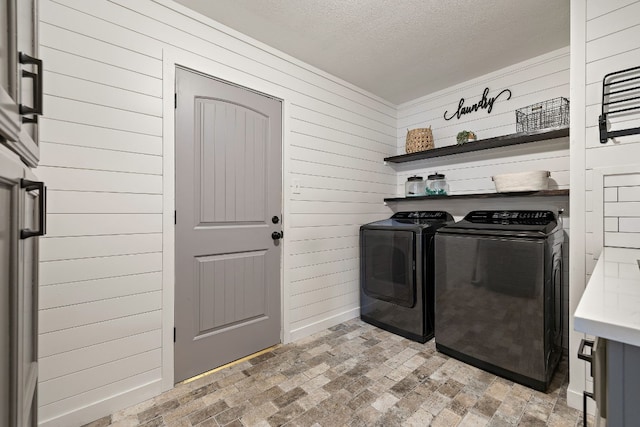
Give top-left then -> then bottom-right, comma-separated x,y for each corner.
20,179 -> 46,239
577,338 -> 594,363
19,52 -> 43,118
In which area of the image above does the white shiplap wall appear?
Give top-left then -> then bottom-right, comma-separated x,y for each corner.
568,0 -> 640,412
36,0 -> 395,425
394,47 -> 570,196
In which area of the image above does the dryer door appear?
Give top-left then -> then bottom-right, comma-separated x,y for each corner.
361,229 -> 416,308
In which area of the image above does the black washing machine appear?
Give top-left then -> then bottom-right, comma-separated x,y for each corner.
435,210 -> 564,391
360,211 -> 454,343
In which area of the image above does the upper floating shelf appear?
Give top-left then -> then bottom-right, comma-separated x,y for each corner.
384,126 -> 569,163
384,189 -> 569,203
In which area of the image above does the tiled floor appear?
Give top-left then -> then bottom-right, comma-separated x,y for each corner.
85,319 -> 591,427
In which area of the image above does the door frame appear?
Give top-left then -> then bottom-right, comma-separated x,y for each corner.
161,48 -> 289,390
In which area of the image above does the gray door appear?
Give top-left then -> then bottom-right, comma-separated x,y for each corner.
174,67 -> 282,382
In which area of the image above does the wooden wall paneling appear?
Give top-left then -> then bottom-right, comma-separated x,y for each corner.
290,290 -> 359,323
287,225 -> 359,241
39,23 -> 162,78
45,214 -> 162,237
39,292 -> 162,333
35,167 -> 163,194
289,247 -> 359,269
38,370 -> 162,423
39,119 -> 162,155
39,272 -> 162,308
43,72 -> 162,117
40,253 -> 162,285
39,46 -> 162,97
39,350 -> 161,405
42,97 -> 162,136
39,0 -> 163,58
39,329 -> 161,381
39,142 -> 162,174
39,311 -> 162,358
39,234 -> 162,262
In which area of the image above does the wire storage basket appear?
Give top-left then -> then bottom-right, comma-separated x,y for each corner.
516,97 -> 569,132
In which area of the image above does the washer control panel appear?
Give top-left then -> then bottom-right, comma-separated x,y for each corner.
393,211 -> 450,219
466,210 -> 555,224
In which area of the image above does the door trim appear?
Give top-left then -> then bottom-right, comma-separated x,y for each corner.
162,48 -> 288,390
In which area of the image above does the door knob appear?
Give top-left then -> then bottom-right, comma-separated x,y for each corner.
271,231 -> 283,240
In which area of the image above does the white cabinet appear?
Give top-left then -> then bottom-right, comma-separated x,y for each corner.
0,0 -> 41,167
0,145 -> 43,426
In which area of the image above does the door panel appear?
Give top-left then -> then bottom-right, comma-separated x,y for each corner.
195,251 -> 267,333
175,68 -> 282,382
198,99 -> 266,224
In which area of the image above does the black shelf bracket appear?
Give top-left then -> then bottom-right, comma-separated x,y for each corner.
599,64 -> 640,143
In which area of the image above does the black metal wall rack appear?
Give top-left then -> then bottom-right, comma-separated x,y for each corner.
599,65 -> 640,143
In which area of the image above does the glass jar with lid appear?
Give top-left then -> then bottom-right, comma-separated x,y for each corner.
405,175 -> 426,197
426,172 -> 449,195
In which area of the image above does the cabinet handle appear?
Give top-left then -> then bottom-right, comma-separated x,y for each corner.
18,53 -> 43,120
583,391 -> 594,427
20,179 -> 46,240
577,338 -> 594,363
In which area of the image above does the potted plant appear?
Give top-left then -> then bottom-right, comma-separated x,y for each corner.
456,130 -> 477,145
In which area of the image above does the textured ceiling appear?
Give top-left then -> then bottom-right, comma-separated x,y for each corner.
172,0 -> 570,105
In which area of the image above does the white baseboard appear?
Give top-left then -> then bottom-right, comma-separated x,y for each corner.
288,307 -> 359,343
39,380 -> 162,427
567,384 -> 595,415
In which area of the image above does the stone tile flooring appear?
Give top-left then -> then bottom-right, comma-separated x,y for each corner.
85,319 -> 592,427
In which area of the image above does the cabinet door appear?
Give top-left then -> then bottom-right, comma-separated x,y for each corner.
0,158 -> 18,427
18,167 -> 39,427
0,0 -> 21,143
0,146 -> 39,426
0,0 -> 41,167
15,0 -> 39,158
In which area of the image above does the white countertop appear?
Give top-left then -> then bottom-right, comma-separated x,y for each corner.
574,247 -> 640,346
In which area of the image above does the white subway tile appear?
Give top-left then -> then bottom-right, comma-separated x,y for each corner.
619,217 -> 640,233
604,217 -> 619,232
604,232 -> 640,249
604,187 -> 618,202
619,186 -> 640,202
605,201 -> 640,217
604,173 -> 640,188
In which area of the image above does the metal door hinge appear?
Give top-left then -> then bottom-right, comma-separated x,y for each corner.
174,210 -> 177,225
174,93 -> 177,109
173,327 -> 176,343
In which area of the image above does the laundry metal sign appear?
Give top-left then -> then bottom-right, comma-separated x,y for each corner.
444,87 -> 512,121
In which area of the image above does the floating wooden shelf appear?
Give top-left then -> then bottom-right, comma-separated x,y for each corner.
384,189 -> 569,203
384,126 -> 569,163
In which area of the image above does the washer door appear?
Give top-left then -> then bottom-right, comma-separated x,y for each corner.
361,229 -> 416,308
